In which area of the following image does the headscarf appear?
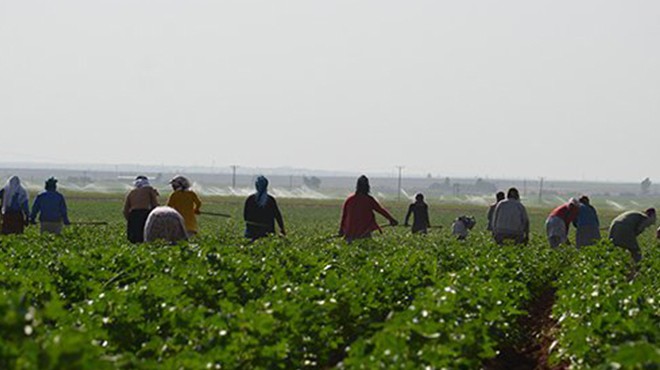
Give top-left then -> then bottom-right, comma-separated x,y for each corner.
568,197 -> 579,208
255,176 -> 269,207
169,175 -> 191,191
45,177 -> 58,191
356,175 -> 370,195
2,176 -> 29,214
134,175 -> 150,189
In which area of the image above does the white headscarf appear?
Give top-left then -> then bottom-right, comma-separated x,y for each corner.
134,176 -> 151,189
2,176 -> 29,214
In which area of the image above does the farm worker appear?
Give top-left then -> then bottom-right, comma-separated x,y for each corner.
452,215 -> 476,240
404,193 -> 430,234
492,187 -> 529,245
123,175 -> 159,243
0,176 -> 30,235
243,176 -> 286,241
339,175 -> 398,242
608,208 -> 656,263
29,177 -> 70,235
167,175 -> 202,235
487,191 -> 505,231
143,206 -> 188,243
573,196 -> 601,248
545,198 -> 580,248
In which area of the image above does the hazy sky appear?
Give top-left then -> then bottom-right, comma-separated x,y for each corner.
1,0 -> 659,181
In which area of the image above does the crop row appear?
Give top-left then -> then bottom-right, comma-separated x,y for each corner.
552,242 -> 660,369
1,224 -> 658,369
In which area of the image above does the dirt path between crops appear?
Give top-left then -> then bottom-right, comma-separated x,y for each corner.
485,287 -> 568,370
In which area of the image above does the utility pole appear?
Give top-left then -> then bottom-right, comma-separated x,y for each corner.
538,177 -> 544,203
396,166 -> 404,201
230,165 -> 238,189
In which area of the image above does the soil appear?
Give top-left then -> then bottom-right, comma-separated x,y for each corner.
485,287 -> 569,370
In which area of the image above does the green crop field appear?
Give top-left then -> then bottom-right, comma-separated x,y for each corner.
1,195 -> 658,369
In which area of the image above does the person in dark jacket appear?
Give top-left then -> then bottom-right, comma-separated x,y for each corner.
487,191 -> 505,231
244,176 -> 286,241
608,208 -> 656,263
404,193 -> 430,234
573,196 -> 600,248
30,177 -> 70,234
0,176 -> 30,235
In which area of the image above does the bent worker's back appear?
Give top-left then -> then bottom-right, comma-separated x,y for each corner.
144,206 -> 188,243
492,199 -> 529,235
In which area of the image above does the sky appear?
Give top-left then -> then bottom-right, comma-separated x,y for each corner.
1,0 -> 659,182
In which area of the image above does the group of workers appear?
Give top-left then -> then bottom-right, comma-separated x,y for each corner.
122,174 -> 285,243
0,176 -> 70,235
0,174 -> 657,263
482,187 -> 656,262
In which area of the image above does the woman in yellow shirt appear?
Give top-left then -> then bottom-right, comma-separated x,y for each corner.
167,175 -> 202,235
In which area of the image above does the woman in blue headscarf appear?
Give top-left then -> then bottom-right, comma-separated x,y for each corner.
243,176 -> 286,241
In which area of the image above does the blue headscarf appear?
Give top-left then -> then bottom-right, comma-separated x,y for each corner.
255,176 -> 269,207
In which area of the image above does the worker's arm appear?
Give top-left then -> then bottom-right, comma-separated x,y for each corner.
371,197 -> 398,226
150,188 -> 159,209
404,205 -> 413,226
123,194 -> 131,220
272,198 -> 286,236
29,195 -> 40,224
60,195 -> 70,225
338,199 -> 348,236
193,192 -> 202,214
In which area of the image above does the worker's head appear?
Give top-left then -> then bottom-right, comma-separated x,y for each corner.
255,176 -> 269,193
506,187 -> 520,200
579,195 -> 590,205
463,216 -> 476,229
134,175 -> 150,189
169,175 -> 191,191
496,191 -> 505,202
645,208 -> 656,223
568,197 -> 580,209
7,176 -> 20,188
356,175 -> 370,195
415,193 -> 424,202
45,177 -> 58,191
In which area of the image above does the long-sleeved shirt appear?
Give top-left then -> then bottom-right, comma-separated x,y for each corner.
404,202 -> 430,232
492,198 -> 529,235
0,188 -> 29,215
123,187 -> 159,219
243,194 -> 285,239
609,211 -> 654,237
30,190 -> 70,224
167,190 -> 202,233
573,204 -> 599,228
548,204 -> 579,229
486,202 -> 498,231
340,193 -> 396,239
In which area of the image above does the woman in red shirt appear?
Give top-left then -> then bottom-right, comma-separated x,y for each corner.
339,176 -> 398,242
